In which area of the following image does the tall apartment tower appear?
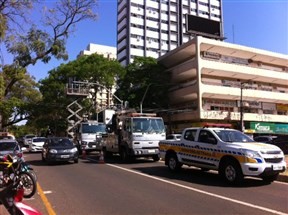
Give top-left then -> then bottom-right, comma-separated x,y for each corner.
117,0 -> 224,66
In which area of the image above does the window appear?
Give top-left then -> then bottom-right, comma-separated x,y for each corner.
199,130 -> 216,144
184,129 -> 197,141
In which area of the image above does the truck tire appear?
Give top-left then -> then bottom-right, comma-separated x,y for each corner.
103,148 -> 112,158
120,147 -> 129,163
220,159 -> 243,185
167,153 -> 181,172
152,154 -> 160,162
261,173 -> 279,183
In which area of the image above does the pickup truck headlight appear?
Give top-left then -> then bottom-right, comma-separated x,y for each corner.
241,149 -> 260,158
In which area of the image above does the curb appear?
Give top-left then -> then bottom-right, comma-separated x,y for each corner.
278,174 -> 288,183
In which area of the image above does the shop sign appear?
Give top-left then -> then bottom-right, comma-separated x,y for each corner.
276,104 -> 288,111
275,124 -> 288,134
250,122 -> 275,133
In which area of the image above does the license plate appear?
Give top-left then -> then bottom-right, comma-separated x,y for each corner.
61,155 -> 69,158
148,149 -> 155,153
273,165 -> 283,171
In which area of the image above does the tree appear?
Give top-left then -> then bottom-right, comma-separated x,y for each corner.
0,64 -> 41,128
34,53 -> 125,135
116,57 -> 170,112
0,0 -> 98,130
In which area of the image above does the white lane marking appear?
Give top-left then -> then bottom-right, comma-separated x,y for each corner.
107,163 -> 288,215
43,191 -> 53,194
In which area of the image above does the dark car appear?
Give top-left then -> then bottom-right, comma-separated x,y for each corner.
42,137 -> 79,164
254,135 -> 277,143
271,136 -> 288,154
0,139 -> 22,158
254,135 -> 288,154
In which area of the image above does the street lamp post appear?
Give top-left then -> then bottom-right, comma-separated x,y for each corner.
240,83 -> 244,132
140,84 -> 152,113
239,82 -> 250,132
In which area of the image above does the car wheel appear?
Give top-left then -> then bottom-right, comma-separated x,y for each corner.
220,159 -> 243,185
167,153 -> 181,172
74,158 -> 79,163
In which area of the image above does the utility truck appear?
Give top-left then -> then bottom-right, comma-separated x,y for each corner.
159,126 -> 286,184
103,110 -> 166,162
74,120 -> 107,154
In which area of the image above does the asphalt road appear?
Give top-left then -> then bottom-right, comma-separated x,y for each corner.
8,152 -> 288,215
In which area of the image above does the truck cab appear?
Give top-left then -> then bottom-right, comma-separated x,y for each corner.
75,120 -> 106,154
104,111 -> 166,162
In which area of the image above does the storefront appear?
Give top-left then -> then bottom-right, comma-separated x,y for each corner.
248,122 -> 288,135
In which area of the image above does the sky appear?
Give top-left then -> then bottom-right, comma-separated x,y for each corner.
27,0 -> 288,82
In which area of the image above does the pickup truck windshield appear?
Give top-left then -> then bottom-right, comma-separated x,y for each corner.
81,124 -> 106,134
132,118 -> 165,133
213,130 -> 254,143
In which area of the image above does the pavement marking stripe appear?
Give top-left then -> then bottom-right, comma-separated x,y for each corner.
107,163 -> 288,215
37,182 -> 57,215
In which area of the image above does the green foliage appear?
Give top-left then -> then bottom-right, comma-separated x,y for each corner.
0,65 -> 41,128
0,0 -> 99,131
116,57 -> 170,111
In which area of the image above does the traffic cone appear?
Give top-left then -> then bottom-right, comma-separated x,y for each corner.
82,149 -> 86,159
98,150 -> 105,164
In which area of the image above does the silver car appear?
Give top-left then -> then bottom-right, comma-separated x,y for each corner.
0,138 -> 22,158
22,134 -> 36,147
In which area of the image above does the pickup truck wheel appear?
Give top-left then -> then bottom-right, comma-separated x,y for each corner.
220,159 -> 243,185
167,153 -> 181,172
262,173 -> 279,183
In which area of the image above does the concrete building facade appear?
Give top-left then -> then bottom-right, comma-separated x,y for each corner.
78,43 -> 117,60
158,36 -> 288,135
117,0 -> 223,66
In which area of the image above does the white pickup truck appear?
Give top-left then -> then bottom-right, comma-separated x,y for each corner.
159,127 -> 286,184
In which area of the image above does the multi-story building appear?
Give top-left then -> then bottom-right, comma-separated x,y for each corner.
117,0 -> 223,66
158,36 -> 288,135
77,43 -> 117,60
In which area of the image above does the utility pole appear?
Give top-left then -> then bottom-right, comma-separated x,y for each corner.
240,83 -> 244,132
239,82 -> 249,132
140,84 -> 152,113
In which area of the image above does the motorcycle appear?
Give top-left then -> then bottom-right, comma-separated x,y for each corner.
14,157 -> 37,198
0,154 -> 42,215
